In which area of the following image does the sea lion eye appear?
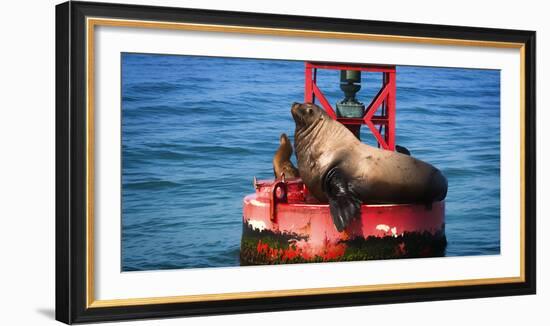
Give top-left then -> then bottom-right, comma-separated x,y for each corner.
307,108 -> 313,115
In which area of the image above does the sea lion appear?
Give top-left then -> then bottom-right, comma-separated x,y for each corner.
291,102 -> 447,232
273,133 -> 300,179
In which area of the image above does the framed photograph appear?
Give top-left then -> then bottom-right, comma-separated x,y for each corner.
55,1 -> 536,324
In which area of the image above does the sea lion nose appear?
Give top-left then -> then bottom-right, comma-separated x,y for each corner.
291,102 -> 302,117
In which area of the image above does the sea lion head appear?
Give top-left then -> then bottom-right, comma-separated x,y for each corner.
276,133 -> 293,160
273,133 -> 300,179
291,102 -> 325,130
280,133 -> 291,146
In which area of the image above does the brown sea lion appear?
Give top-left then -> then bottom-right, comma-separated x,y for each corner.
273,133 -> 300,179
291,102 -> 447,232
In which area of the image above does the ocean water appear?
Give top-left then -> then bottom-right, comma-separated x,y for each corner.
121,53 -> 500,271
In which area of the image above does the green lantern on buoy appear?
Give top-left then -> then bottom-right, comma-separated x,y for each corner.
336,70 -> 365,138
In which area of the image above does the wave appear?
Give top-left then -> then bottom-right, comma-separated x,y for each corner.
123,149 -> 199,161
127,81 -> 182,94
123,180 -> 181,190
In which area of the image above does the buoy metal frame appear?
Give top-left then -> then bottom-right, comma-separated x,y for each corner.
304,61 -> 397,150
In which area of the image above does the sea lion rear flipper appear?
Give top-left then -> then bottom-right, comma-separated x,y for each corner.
323,168 -> 362,232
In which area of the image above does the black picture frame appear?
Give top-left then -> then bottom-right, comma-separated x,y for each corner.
56,1 -> 536,324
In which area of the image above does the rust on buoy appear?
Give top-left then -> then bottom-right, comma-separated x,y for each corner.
240,178 -> 446,265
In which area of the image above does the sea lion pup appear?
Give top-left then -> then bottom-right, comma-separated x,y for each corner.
272,133 -> 300,179
291,102 -> 447,232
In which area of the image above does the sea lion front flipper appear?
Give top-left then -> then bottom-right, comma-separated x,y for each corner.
323,167 -> 362,232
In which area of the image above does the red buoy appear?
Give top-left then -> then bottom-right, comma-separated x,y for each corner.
241,178 -> 446,265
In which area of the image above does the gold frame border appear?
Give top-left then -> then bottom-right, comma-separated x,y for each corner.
85,17 -> 526,309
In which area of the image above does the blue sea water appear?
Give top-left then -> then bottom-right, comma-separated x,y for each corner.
121,53 -> 500,271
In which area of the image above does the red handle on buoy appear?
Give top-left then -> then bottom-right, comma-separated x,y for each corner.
270,173 -> 288,222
